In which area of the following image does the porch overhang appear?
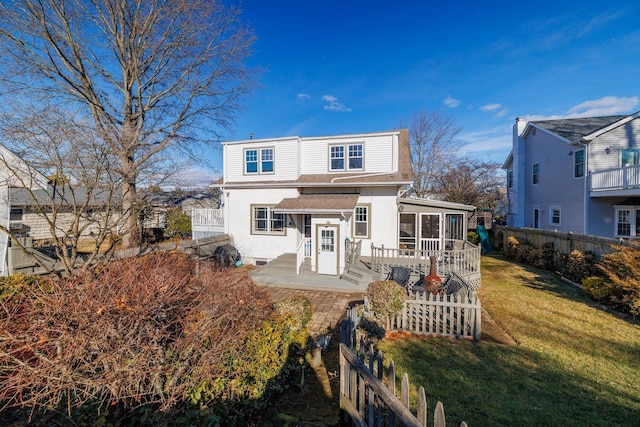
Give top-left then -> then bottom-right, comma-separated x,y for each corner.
272,193 -> 359,214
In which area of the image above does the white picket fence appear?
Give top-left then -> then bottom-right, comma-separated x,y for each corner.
379,290 -> 482,341
340,309 -> 469,426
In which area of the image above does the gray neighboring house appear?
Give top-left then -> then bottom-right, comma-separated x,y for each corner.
503,111 -> 640,238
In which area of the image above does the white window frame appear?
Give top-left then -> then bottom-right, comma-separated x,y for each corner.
251,205 -> 286,235
353,204 -> 370,239
614,206 -> 640,238
329,143 -> 364,172
549,206 -> 561,226
244,147 -> 275,175
9,208 -> 24,230
532,163 -> 539,185
574,149 -> 585,178
621,149 -> 639,167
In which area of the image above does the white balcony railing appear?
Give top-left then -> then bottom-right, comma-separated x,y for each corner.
192,208 -> 224,226
590,165 -> 640,192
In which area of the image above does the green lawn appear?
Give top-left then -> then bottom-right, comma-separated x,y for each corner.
376,254 -> 640,427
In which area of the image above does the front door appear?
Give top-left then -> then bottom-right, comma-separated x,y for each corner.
533,207 -> 540,228
317,225 -> 339,275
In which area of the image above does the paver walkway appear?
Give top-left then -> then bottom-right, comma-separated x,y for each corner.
262,287 -> 364,335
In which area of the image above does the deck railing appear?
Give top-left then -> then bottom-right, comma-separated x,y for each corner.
369,243 -> 481,287
295,237 -> 312,274
345,239 -> 362,265
590,165 -> 640,192
191,208 -> 224,226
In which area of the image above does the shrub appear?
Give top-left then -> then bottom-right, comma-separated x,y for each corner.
0,251 -> 311,425
366,280 -> 405,324
582,276 -> 613,302
467,231 -> 479,245
165,207 -> 192,239
595,243 -> 640,316
504,236 -> 520,260
559,250 -> 598,284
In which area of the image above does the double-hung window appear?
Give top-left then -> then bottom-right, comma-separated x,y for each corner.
532,163 -> 539,185
574,149 -> 585,178
549,206 -> 561,226
329,143 -> 364,171
617,209 -> 631,237
507,170 -> 513,188
252,206 -> 285,235
330,146 -> 344,170
353,205 -> 370,238
245,147 -> 275,174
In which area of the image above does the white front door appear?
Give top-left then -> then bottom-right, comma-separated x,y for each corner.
317,225 -> 339,275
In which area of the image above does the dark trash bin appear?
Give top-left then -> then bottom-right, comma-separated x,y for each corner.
213,244 -> 241,267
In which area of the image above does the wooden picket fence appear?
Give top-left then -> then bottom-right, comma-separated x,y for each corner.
340,309 -> 469,427
380,290 -> 482,341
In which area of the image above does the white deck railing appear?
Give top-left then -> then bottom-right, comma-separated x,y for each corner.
370,242 -> 481,288
191,208 -> 224,226
296,237 -> 312,274
590,165 -> 640,192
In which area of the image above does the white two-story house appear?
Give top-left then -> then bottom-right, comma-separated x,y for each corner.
503,111 -> 640,238
213,129 -> 413,275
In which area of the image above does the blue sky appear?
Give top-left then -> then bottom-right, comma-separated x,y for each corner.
191,0 -> 640,185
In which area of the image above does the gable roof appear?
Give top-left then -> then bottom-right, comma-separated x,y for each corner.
531,115 -> 628,142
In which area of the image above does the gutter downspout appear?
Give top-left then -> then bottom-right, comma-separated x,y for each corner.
578,140 -> 589,234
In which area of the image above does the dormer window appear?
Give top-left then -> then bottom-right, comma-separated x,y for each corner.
245,147 -> 274,175
329,143 -> 364,171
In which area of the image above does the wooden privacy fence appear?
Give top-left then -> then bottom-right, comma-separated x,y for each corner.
378,290 -> 482,341
493,225 -> 624,260
340,309 -> 469,427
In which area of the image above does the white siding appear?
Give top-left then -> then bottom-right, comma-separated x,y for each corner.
355,187 -> 399,256
224,137 -> 299,183
523,128 -> 585,233
299,133 -> 397,175
589,119 -> 640,172
224,187 -> 300,263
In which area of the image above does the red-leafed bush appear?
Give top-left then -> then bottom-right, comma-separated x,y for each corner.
0,251 -> 311,425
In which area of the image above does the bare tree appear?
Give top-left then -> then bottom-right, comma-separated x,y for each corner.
0,0 -> 256,247
0,106 -> 126,274
398,110 -> 463,198
432,158 -> 504,211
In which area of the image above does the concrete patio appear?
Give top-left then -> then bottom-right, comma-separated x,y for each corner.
249,253 -> 369,293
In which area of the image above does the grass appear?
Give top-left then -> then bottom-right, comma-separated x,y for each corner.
376,253 -> 640,426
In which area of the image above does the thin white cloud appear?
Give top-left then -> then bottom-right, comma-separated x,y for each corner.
480,103 -> 501,112
524,96 -> 639,121
322,94 -> 352,112
459,126 -> 513,158
297,93 -> 311,99
567,96 -> 639,117
443,96 -> 461,108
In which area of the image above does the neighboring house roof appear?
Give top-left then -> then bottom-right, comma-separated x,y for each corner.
529,115 -> 628,142
10,185 -> 119,207
221,129 -> 413,188
273,193 -> 359,214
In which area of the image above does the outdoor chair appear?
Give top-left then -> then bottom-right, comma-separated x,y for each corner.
387,266 -> 412,288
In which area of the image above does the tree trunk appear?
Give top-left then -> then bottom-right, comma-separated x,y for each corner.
121,154 -> 137,249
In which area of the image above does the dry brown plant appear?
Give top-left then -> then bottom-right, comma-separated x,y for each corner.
0,251 -> 272,421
